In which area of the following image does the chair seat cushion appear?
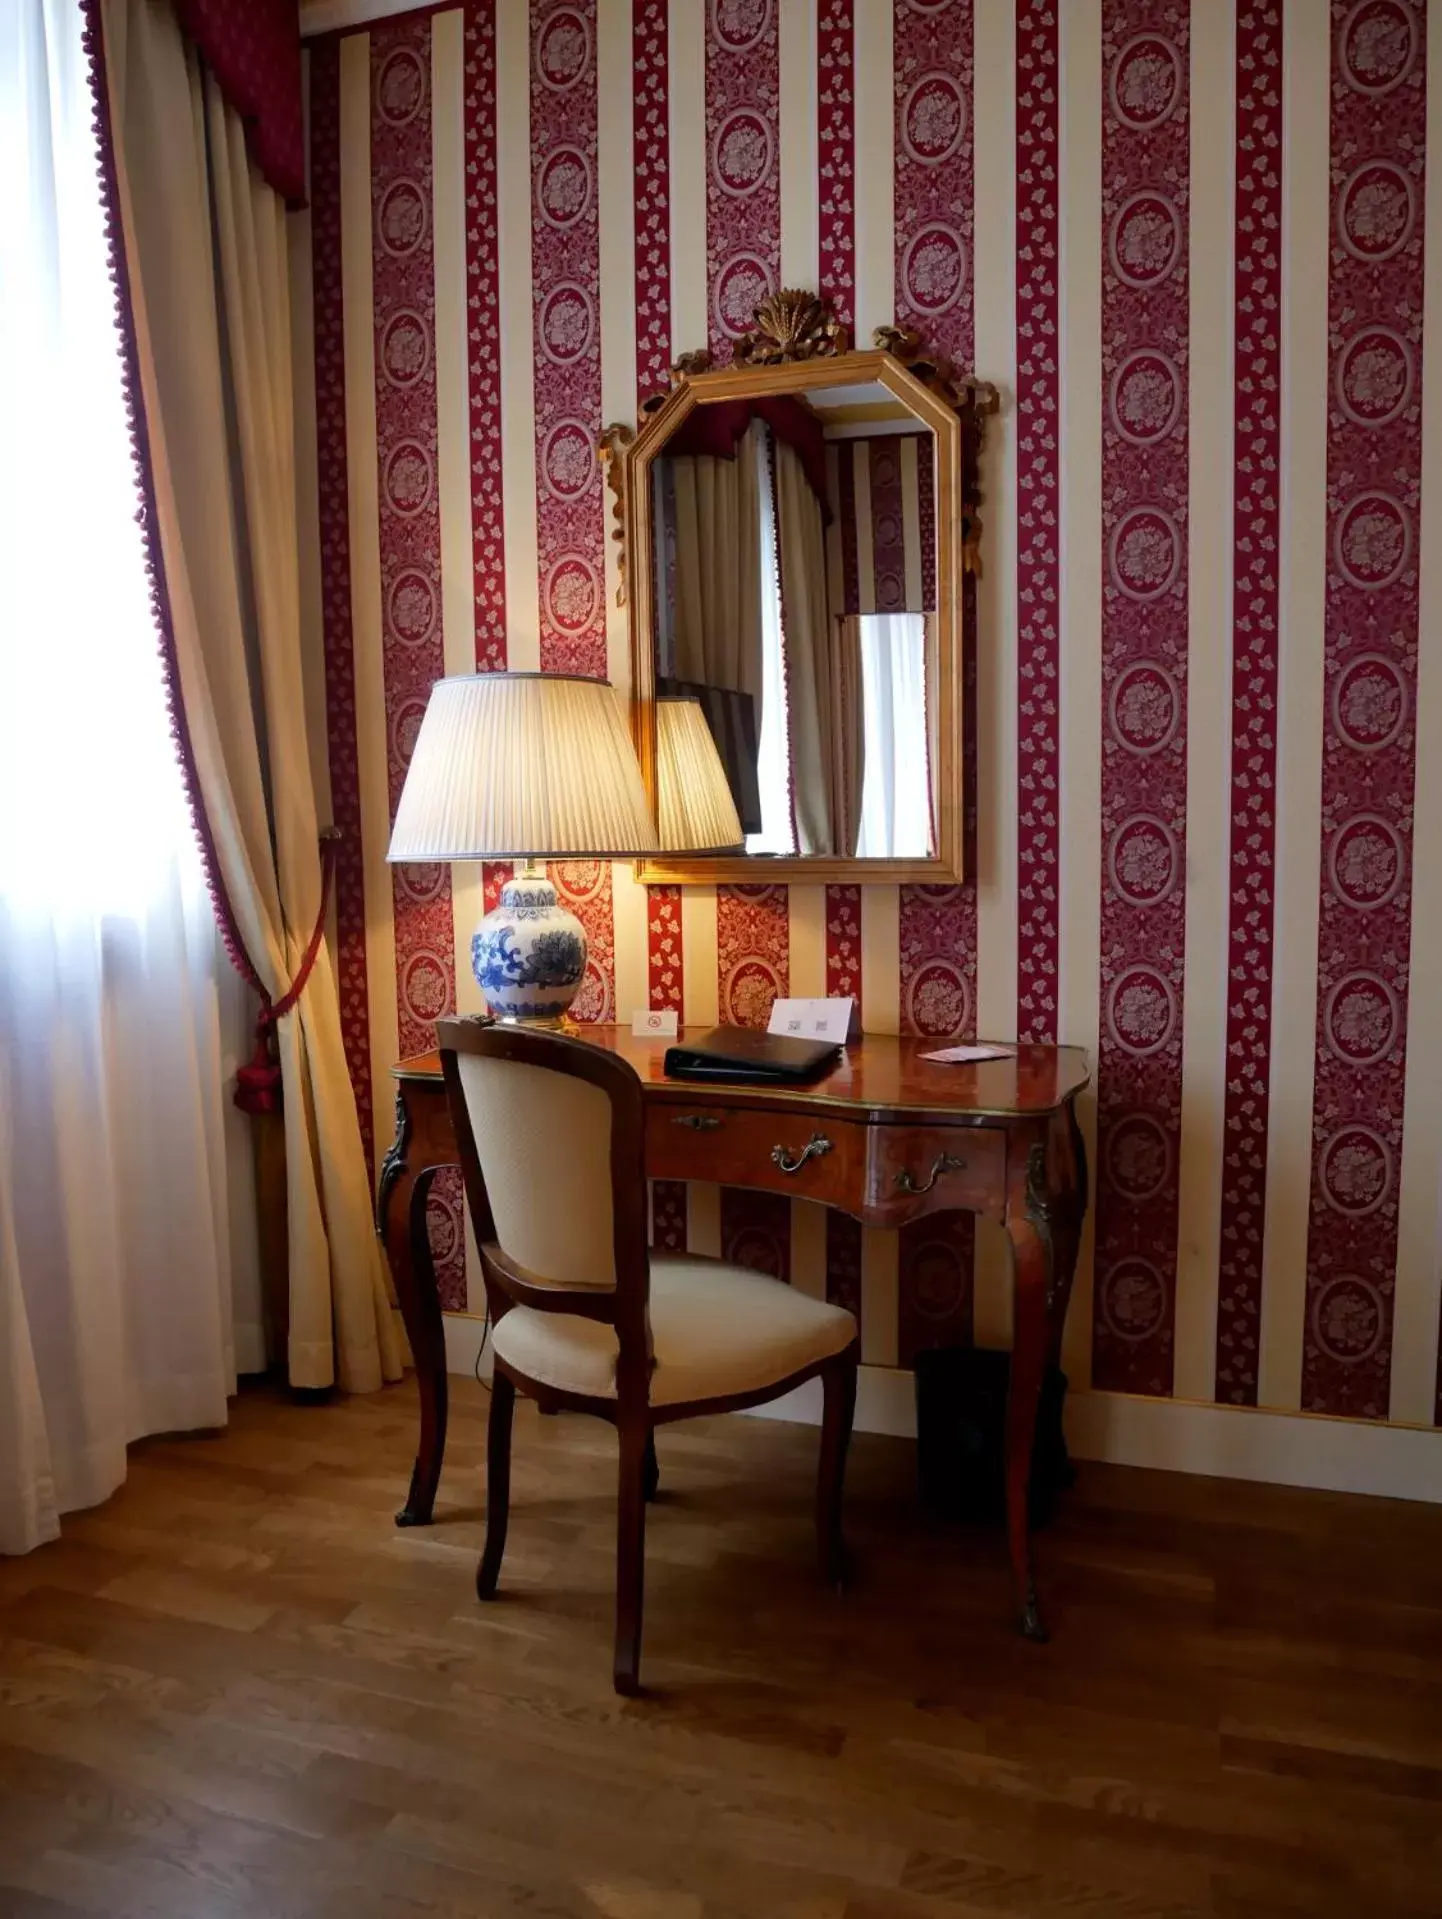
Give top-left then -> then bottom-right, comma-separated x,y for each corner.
490,1255 -> 857,1408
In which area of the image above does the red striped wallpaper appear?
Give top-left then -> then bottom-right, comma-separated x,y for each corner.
1091,0 -> 1191,1397
705,0 -> 780,361
1215,0 -> 1283,1406
1014,0 -> 1060,1049
633,0 -> 671,401
817,0 -> 855,335
531,0 -> 607,679
1303,0 -> 1424,1418
465,0 -> 506,671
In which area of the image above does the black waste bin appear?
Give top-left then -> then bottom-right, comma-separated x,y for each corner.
913,1345 -> 1075,1527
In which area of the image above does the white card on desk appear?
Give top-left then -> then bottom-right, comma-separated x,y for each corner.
767,997 -> 856,1045
920,1042 -> 1015,1064
631,1008 -> 679,1037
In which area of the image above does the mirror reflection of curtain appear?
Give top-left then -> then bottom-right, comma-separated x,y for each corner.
856,613 -> 932,859
830,617 -> 865,857
652,460 -> 678,677
748,438 -> 794,854
666,423 -> 763,717
773,436 -> 861,856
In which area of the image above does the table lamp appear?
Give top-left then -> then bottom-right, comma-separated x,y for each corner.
656,696 -> 744,852
388,672 -> 658,1025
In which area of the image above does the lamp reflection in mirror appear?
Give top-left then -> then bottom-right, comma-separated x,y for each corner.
387,672 -> 658,1026
656,696 -> 744,853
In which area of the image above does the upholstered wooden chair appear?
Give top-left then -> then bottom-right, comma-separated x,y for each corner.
435,1019 -> 861,1695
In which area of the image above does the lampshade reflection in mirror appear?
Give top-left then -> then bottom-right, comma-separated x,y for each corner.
656,696 -> 744,852
387,671 -> 656,1025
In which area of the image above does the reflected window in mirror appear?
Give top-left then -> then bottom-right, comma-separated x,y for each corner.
856,613 -> 932,858
648,386 -> 939,863
751,426 -> 791,853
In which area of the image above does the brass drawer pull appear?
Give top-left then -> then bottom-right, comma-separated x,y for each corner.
671,1113 -> 721,1131
896,1151 -> 967,1195
771,1133 -> 833,1176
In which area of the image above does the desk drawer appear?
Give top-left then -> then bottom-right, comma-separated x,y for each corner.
865,1125 -> 1006,1226
646,1104 -> 865,1211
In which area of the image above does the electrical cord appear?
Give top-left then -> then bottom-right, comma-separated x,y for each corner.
473,1298 -> 492,1390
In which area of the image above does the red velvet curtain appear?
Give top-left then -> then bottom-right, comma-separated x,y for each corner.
174,0 -> 303,205
667,396 -> 832,520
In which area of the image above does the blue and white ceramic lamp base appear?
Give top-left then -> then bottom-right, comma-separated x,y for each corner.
470,868 -> 587,1025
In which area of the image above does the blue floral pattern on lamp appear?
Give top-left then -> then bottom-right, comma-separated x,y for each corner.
470,871 -> 587,1023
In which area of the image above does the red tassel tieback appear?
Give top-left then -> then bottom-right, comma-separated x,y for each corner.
233,831 -> 341,1117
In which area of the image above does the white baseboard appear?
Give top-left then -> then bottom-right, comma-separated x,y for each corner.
1062,1387 -> 1441,1505
441,1316 -> 1441,1504
443,1312 -> 492,1379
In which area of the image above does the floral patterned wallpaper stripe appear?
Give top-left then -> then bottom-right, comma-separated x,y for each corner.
1089,0 -> 1191,1396
1215,0 -> 1283,1407
1302,0 -> 1424,1417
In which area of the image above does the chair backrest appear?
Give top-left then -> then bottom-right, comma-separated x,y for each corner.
436,1021 -> 652,1381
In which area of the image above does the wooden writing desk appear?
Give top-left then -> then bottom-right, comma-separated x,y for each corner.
377,1027 -> 1089,1640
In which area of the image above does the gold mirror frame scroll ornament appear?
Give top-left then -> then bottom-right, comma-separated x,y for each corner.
599,290 -> 998,888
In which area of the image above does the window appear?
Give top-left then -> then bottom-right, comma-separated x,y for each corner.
0,1 -> 198,916
856,612 -> 931,859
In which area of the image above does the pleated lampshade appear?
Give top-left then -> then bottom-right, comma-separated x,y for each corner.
656,696 -> 744,852
387,672 -> 659,861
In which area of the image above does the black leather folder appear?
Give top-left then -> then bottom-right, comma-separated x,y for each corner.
663,1027 -> 841,1086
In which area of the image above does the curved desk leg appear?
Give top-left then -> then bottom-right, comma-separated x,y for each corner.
379,1090 -> 450,1528
1047,1099 -> 1089,1372
1002,1113 -> 1086,1644
1003,1132 -> 1052,1643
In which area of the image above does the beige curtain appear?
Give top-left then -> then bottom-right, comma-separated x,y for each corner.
100,0 -> 403,1392
669,432 -> 763,707
773,438 -> 855,856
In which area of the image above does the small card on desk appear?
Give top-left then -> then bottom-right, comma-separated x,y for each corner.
767,997 -> 858,1045
921,1042 -> 1016,1064
631,1008 -> 679,1038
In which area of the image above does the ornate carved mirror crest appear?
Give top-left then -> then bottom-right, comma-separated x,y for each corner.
603,290 -> 997,887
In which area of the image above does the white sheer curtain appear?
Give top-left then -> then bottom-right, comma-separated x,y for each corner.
772,436 -> 845,856
748,426 -> 795,855
0,0 -> 260,1555
856,612 -> 933,859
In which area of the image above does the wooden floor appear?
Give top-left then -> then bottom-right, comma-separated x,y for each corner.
0,1381 -> 1439,1919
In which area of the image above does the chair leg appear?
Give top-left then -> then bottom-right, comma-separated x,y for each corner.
614,1416 -> 651,1695
816,1350 -> 857,1590
642,1431 -> 660,1503
476,1371 -> 515,1601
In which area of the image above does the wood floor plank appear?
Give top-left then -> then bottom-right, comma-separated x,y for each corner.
1,1378 -> 1440,1919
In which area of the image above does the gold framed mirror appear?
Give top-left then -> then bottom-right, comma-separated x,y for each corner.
603,293 -> 995,886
